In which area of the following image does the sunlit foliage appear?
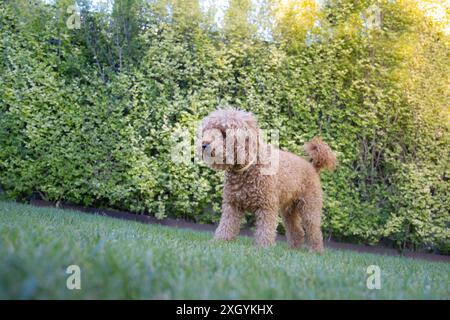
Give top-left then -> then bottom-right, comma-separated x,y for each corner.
0,0 -> 448,253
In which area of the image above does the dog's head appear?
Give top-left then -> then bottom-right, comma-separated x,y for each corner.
198,108 -> 262,172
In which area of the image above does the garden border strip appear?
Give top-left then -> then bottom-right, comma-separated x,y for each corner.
28,199 -> 450,263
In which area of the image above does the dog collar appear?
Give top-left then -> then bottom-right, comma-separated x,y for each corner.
233,159 -> 255,173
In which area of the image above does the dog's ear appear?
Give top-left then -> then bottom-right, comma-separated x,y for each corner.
240,111 -> 263,150
200,116 -> 210,131
243,111 -> 258,132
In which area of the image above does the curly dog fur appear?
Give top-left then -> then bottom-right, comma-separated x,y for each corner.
198,108 -> 336,252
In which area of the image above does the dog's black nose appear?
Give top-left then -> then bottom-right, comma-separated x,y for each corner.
202,143 -> 209,150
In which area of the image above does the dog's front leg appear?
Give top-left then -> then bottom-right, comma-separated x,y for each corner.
254,209 -> 278,247
214,202 -> 243,242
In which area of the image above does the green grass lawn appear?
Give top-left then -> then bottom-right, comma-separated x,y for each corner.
0,201 -> 448,299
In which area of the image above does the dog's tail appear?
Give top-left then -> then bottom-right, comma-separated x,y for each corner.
303,137 -> 337,172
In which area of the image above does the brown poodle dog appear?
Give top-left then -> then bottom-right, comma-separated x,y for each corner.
198,108 -> 336,252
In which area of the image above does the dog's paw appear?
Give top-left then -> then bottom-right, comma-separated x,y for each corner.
308,246 -> 324,254
255,239 -> 276,248
213,234 -> 235,242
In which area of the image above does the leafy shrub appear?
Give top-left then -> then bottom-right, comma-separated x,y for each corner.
0,0 -> 448,253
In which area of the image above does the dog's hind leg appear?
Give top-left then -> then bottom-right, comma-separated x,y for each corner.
281,206 -> 305,249
214,202 -> 243,241
300,195 -> 324,253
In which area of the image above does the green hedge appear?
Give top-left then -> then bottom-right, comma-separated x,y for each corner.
0,0 -> 448,253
